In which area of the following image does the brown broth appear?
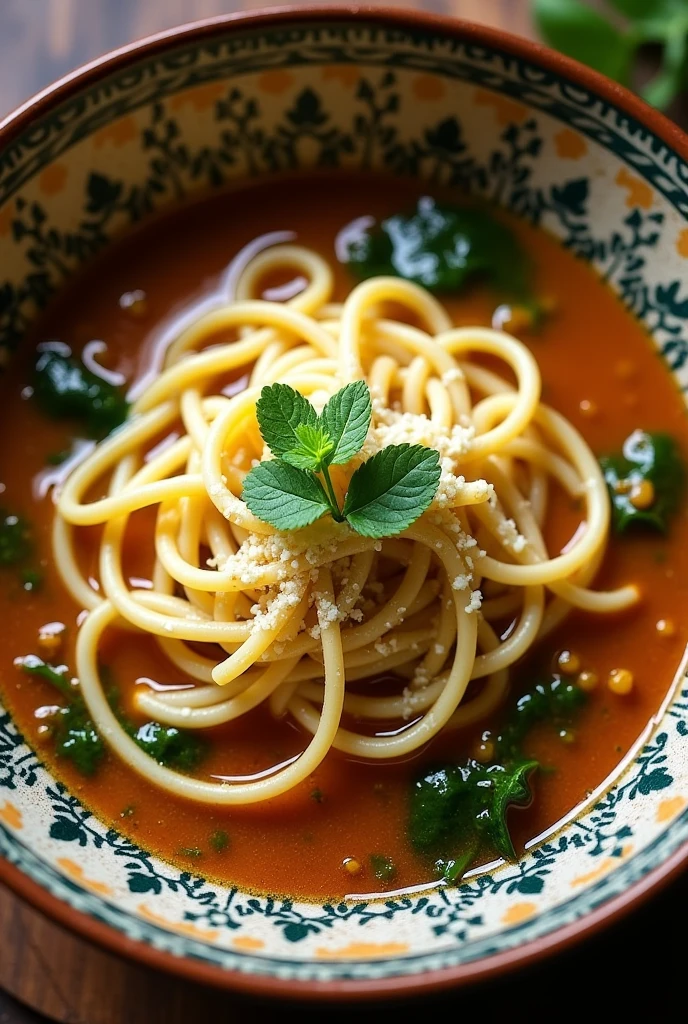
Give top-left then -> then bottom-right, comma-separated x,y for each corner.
1,174 -> 688,901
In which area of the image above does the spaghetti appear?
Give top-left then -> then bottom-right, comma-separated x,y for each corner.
54,243 -> 639,805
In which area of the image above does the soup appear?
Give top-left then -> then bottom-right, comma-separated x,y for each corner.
1,174 -> 687,900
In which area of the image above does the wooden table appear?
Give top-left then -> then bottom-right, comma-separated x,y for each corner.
0,2 -> 686,1021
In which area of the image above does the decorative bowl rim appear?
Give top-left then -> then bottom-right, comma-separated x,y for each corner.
1,2 -> 687,1001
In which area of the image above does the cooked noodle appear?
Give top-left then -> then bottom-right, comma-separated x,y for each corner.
54,244 -> 639,805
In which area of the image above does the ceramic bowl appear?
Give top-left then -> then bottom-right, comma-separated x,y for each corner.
1,5 -> 687,1000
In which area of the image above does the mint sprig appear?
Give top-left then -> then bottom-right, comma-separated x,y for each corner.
242,382 -> 441,537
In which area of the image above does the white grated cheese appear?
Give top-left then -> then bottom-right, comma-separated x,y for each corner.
452,574 -> 471,591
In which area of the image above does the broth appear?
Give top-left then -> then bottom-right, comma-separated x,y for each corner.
1,174 -> 687,900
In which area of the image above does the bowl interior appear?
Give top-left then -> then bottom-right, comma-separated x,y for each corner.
1,10 -> 687,993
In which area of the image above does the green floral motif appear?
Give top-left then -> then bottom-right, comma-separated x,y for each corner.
669,684 -> 688,736
5,711 -> 674,947
0,711 -> 40,791
1,21 -> 687,216
265,87 -> 355,171
3,78 -> 688,376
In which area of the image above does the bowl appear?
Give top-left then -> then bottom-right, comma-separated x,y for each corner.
1,4 -> 687,1000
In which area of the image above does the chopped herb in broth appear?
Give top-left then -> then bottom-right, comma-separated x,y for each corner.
411,759 -> 538,883
601,429 -> 684,534
130,721 -> 206,772
33,344 -> 129,438
19,655 -> 104,776
495,676 -> 588,762
0,508 -> 32,566
341,196 -> 531,299
369,854 -> 397,883
19,655 -> 206,775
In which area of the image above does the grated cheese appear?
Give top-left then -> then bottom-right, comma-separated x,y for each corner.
465,590 -> 483,614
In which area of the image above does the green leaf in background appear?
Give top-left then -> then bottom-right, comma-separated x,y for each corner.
641,28 -> 688,109
255,383 -> 318,458
534,0 -> 688,111
342,443 -> 441,538
608,0 -> 682,18
320,379 -> 372,465
242,459 -> 332,530
534,0 -> 635,84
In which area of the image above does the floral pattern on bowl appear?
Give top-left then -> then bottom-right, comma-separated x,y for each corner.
1,12 -> 687,990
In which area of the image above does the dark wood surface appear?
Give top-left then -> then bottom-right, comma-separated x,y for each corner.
0,2 -> 685,1021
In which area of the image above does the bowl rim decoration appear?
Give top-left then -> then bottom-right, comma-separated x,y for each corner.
1,3 -> 688,1000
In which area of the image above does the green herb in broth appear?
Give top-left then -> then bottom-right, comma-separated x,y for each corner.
408,676 -> 587,883
32,344 -> 129,438
495,676 -> 587,762
45,449 -> 71,466
19,655 -> 206,775
209,829 -> 230,853
178,846 -> 203,860
20,568 -> 43,593
600,430 -> 684,534
19,656 -> 104,776
410,760 -> 538,884
130,721 -> 206,773
0,510 -> 43,593
341,196 -> 532,298
0,509 -> 32,566
369,854 -> 397,882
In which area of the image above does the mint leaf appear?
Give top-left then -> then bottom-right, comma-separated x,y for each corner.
641,29 -> 688,109
534,0 -> 635,84
343,444 -> 441,537
242,461 -> 331,530
282,423 -> 335,471
320,380 -> 372,465
255,383 -> 318,459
